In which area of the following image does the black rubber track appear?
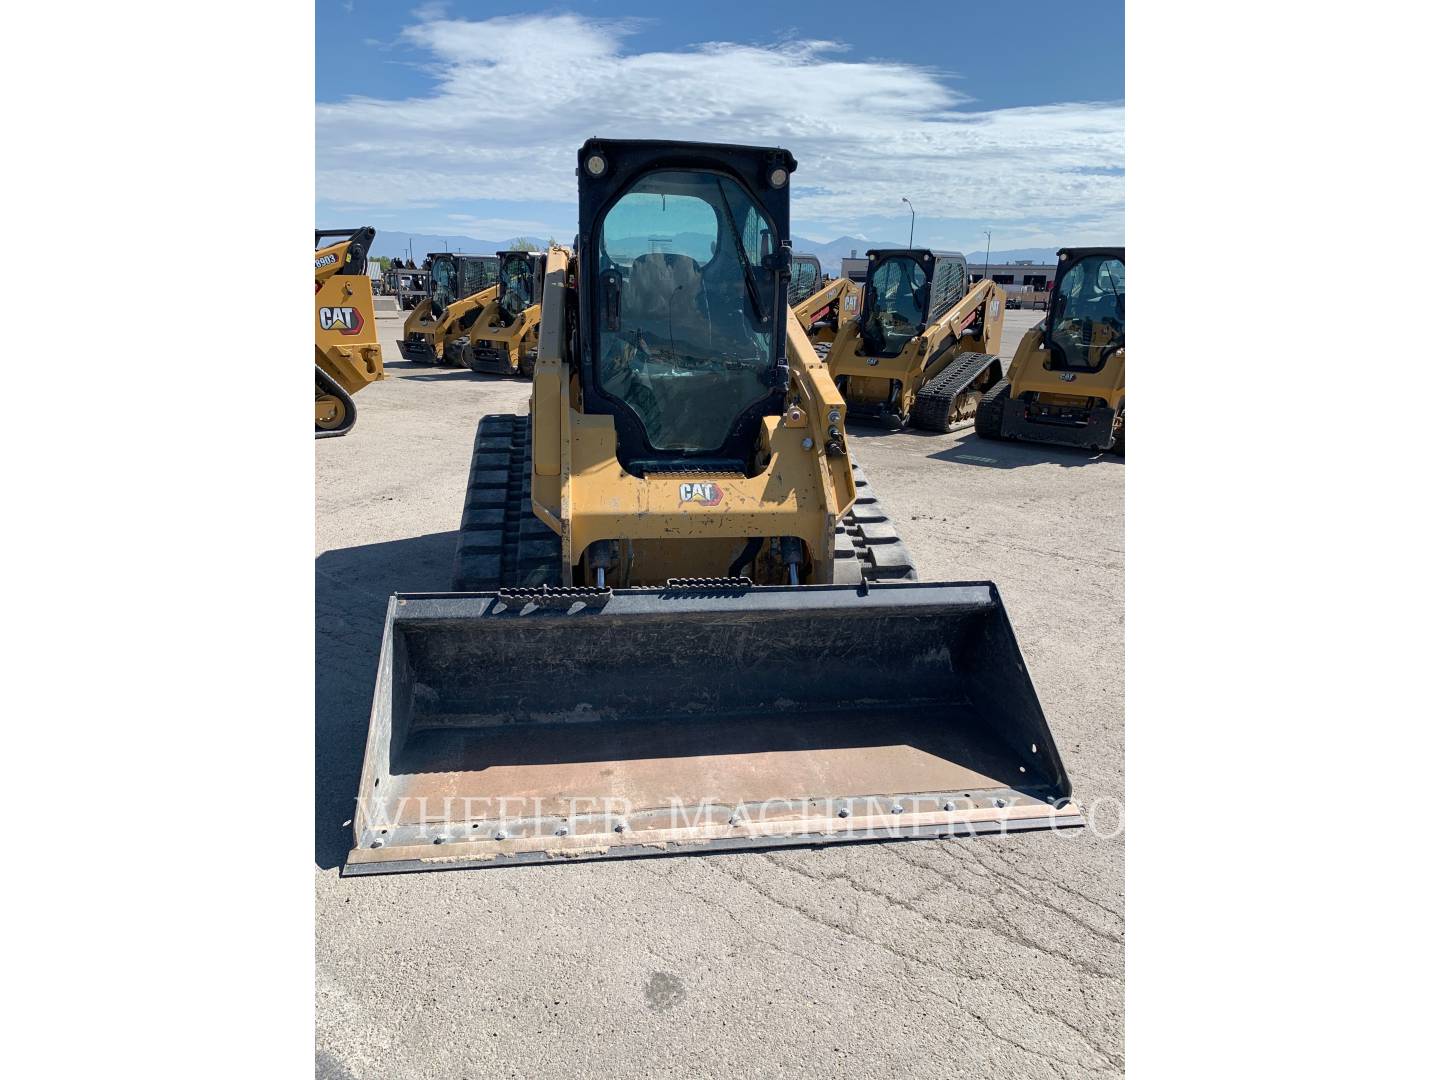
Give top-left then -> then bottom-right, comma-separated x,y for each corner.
315,365 -> 357,440
974,378 -> 1010,440
833,464 -> 920,583
910,352 -> 1002,433
451,417 -> 919,587
451,415 -> 563,590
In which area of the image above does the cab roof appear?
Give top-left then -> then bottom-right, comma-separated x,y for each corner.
1056,246 -> 1124,260
865,248 -> 966,261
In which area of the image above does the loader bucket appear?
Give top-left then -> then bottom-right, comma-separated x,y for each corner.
344,582 -> 1082,875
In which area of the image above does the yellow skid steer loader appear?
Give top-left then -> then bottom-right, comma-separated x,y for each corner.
977,247 -> 1124,454
315,227 -> 385,438
344,140 -> 1080,875
395,253 -> 501,366
825,249 -> 1007,432
459,248 -> 561,378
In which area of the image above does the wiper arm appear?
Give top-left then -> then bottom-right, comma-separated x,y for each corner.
713,177 -> 766,324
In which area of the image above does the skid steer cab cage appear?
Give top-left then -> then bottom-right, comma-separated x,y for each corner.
1043,246 -> 1126,372
574,138 -> 799,471
344,581 -> 1081,875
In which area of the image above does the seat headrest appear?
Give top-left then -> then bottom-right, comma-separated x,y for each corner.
628,253 -> 702,293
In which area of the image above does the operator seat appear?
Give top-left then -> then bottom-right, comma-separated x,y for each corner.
624,253 -> 711,353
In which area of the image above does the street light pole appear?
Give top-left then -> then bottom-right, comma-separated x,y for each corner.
902,197 -> 915,249
983,229 -> 992,279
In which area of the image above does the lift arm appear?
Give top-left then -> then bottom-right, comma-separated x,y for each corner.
792,275 -> 861,336
918,278 -> 1006,357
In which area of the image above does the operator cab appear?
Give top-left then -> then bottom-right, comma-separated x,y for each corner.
576,139 -> 796,475
494,250 -> 546,322
457,254 -> 500,298
1045,247 -> 1125,371
858,249 -> 969,356
788,253 -> 824,305
426,252 -> 461,314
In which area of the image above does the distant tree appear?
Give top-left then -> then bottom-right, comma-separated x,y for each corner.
377,256 -> 394,271
508,237 -> 539,252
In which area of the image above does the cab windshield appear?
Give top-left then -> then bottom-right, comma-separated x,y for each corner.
1051,255 -> 1125,369
596,169 -> 778,453
430,257 -> 457,309
861,255 -> 927,356
498,254 -> 535,318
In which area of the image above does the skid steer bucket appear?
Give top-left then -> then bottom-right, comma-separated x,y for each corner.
344,582 -> 1082,875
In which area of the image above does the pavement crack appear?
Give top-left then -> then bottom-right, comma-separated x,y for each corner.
707,855 -> 1116,1075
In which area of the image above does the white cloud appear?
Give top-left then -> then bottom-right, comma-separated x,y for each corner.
316,13 -> 1123,238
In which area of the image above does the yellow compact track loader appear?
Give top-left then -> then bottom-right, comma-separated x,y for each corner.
396,253 -> 501,366
315,227 -> 385,439
344,139 -> 1080,875
792,274 -> 861,353
825,249 -> 1007,432
976,247 -> 1124,454
459,249 -> 558,377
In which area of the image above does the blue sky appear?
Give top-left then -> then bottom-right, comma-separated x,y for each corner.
316,1 -> 1124,250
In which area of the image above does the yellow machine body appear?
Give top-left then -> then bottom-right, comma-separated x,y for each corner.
527,252 -> 858,585
463,296 -> 541,376
825,250 -> 1007,431
397,284 -> 500,366
976,247 -> 1125,454
315,228 -> 385,439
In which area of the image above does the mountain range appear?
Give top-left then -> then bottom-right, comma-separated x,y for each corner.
370,230 -> 1060,275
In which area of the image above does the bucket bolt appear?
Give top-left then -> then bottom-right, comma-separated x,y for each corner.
585,540 -> 618,589
779,536 -> 804,586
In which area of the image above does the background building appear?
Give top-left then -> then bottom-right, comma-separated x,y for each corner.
974,258 -> 1057,309
840,251 -> 868,282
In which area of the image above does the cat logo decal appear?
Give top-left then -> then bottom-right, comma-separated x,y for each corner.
319,307 -> 365,335
678,482 -> 724,506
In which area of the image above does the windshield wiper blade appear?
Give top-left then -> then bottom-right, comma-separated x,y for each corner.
713,177 -> 766,324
